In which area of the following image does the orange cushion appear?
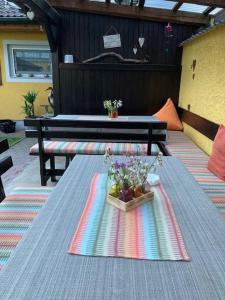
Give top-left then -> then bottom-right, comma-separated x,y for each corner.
154,98 -> 183,131
208,125 -> 225,181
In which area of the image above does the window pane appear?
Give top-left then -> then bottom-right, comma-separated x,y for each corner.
12,49 -> 52,76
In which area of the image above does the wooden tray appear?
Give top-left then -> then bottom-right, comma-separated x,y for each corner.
107,191 -> 154,212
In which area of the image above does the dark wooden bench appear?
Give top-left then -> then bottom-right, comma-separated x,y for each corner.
25,118 -> 168,186
0,139 -> 13,202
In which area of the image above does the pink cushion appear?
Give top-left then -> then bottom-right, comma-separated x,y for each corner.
30,141 -> 160,156
208,125 -> 225,181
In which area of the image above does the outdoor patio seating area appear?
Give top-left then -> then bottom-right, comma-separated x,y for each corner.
0,0 -> 225,299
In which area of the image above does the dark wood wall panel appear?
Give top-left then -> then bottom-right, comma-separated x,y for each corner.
55,10 -> 196,115
181,109 -> 219,141
59,66 -> 181,115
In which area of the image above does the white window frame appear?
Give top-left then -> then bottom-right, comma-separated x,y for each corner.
3,40 -> 53,83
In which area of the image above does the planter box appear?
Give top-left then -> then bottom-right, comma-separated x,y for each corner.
0,120 -> 16,133
107,190 -> 154,212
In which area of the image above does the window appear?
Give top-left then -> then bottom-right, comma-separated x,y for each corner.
4,41 -> 52,82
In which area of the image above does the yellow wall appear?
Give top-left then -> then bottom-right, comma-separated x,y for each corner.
179,25 -> 225,155
0,30 -> 52,120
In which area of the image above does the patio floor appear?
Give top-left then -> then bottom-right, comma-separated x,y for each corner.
0,130 -> 58,193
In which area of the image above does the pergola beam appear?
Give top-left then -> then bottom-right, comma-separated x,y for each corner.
139,0 -> 145,9
12,0 -> 61,25
173,1 -> 184,12
166,0 -> 225,9
10,0 -> 61,52
49,0 -> 210,25
203,6 -> 216,15
0,24 -> 42,31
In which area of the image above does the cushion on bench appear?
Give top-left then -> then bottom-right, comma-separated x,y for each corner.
30,141 -> 159,156
167,131 -> 225,218
0,187 -> 52,271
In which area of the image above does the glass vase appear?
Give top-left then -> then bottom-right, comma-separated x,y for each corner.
111,110 -> 118,118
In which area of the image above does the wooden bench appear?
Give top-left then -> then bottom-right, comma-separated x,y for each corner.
167,131 -> 225,219
25,118 -> 168,186
0,139 -> 13,202
0,186 -> 52,271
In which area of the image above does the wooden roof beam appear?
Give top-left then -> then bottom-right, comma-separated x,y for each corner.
10,0 -> 62,52
203,6 -> 216,15
12,0 -> 61,25
139,0 -> 145,9
173,1 -> 184,12
166,1 -> 225,9
49,0 -> 210,25
0,24 -> 43,32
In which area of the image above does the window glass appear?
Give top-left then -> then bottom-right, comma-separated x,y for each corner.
7,44 -> 52,79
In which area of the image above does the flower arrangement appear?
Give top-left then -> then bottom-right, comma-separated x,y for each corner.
105,152 -> 163,203
103,99 -> 123,118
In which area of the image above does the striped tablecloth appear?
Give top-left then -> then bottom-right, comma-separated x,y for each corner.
0,156 -> 224,300
69,173 -> 189,261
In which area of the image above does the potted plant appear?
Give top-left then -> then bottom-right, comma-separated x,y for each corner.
105,152 -> 163,211
22,90 -> 39,118
103,99 -> 123,118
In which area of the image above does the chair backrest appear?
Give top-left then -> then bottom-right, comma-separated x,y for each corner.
25,118 -> 167,142
0,139 -> 13,202
25,117 -> 167,156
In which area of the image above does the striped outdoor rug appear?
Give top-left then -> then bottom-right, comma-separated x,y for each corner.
167,131 -> 225,217
0,187 -> 52,270
69,173 -> 189,261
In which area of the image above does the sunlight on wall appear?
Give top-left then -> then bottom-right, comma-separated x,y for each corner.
0,31 -> 52,120
179,25 -> 225,154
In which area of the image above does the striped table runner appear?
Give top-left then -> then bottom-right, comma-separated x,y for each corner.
69,174 -> 190,261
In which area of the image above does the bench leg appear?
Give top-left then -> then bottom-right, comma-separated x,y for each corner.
50,156 -> 57,182
65,156 -> 74,169
40,156 -> 47,186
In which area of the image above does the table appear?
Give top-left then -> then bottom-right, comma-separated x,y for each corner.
0,156 -> 224,299
54,114 -> 163,123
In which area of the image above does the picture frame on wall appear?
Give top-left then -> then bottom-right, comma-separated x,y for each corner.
103,26 -> 121,49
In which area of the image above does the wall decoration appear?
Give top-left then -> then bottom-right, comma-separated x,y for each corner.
103,26 -> 121,49
138,37 -> 145,48
82,52 -> 148,63
164,23 -> 174,53
133,46 -> 138,55
191,59 -> 197,80
165,23 -> 173,38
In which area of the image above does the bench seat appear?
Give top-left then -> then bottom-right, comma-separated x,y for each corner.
0,187 -> 52,271
167,131 -> 225,218
30,141 -> 159,156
